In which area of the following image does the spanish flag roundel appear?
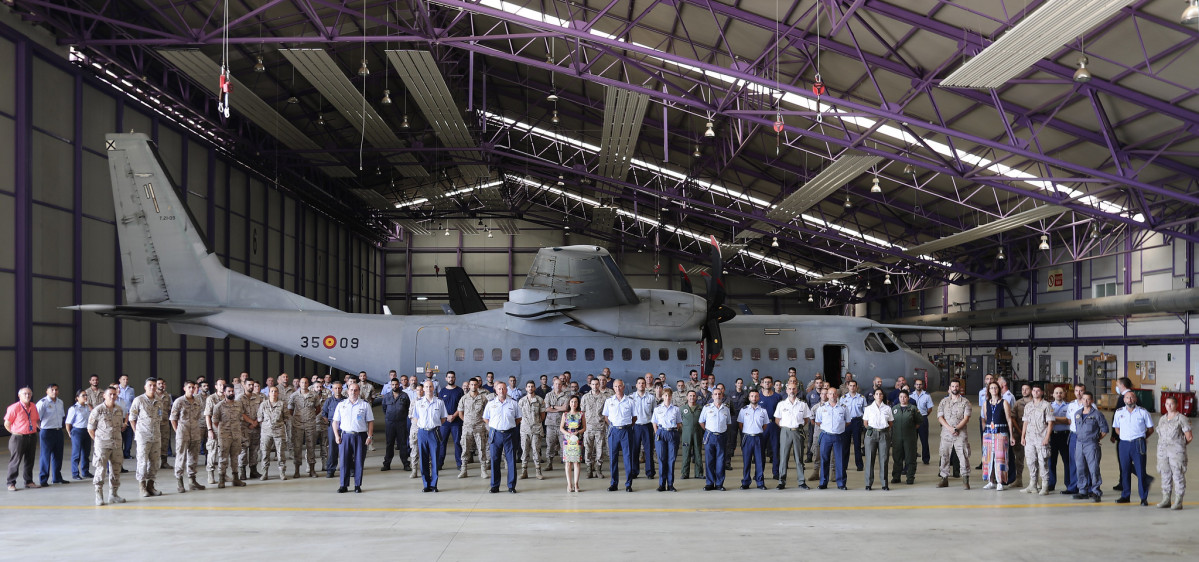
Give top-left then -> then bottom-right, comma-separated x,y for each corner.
322,335 -> 337,349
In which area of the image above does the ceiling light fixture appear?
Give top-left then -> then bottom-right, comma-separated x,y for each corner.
444,226 -> 451,236
808,293 -> 814,303
286,96 -> 298,104
317,114 -> 325,126
358,58 -> 370,77
693,146 -> 701,158
557,175 -> 565,186
771,236 -> 779,248
870,177 -> 882,193
381,89 -> 392,105
1039,234 -> 1050,250
1073,56 -> 1092,83
903,163 -> 915,175
844,195 -> 852,209
488,230 -> 494,238
254,56 -> 265,73
704,121 -> 715,138
1184,0 -> 1199,25
547,92 -> 558,102
997,247 -> 1005,260
401,115 -> 410,129
551,110 -> 560,124
884,274 -> 892,285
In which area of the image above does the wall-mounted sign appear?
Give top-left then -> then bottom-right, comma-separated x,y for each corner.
1047,268 -> 1064,292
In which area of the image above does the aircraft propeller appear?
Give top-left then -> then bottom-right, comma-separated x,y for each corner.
698,236 -> 737,377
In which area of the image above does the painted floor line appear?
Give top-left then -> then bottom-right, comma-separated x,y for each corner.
2,501 -> 1190,514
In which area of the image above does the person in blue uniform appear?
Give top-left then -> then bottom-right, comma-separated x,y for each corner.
651,388 -> 681,492
1113,391 -> 1155,505
1071,391 -> 1109,502
1061,383 -> 1087,495
412,380 -> 447,493
698,388 -> 731,491
816,389 -> 850,489
319,382 -> 345,478
1047,386 -> 1071,492
757,377 -> 782,480
738,390 -> 770,490
841,381 -> 867,472
331,382 -> 373,493
437,372 -> 465,471
629,378 -> 657,480
483,382 -> 522,493
602,379 -> 636,492
909,379 -> 934,465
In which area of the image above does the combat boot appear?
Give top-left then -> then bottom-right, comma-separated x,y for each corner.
280,466 -> 288,481
189,477 -> 205,490
147,480 -> 163,496
1021,479 -> 1038,494
293,465 -> 301,479
239,467 -> 247,481
139,481 -> 150,497
261,466 -> 270,481
1158,492 -> 1173,508
232,474 -> 246,487
109,490 -> 126,503
95,487 -> 106,506
458,468 -> 468,478
309,464 -> 316,478
521,468 -> 528,480
410,467 -> 418,479
536,468 -> 545,480
1038,478 -> 1050,496
937,477 -> 949,488
177,477 -> 186,493
1171,493 -> 1184,510
250,466 -> 262,479
207,469 -> 216,485
963,476 -> 971,490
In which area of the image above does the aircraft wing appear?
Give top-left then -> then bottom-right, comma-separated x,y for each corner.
506,246 -> 638,318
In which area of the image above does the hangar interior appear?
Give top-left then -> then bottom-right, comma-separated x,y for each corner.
1,0 -> 1198,554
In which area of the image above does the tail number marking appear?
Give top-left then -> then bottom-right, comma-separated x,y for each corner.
300,336 -> 359,349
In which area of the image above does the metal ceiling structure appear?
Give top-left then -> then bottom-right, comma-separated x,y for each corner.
15,0 -> 1199,304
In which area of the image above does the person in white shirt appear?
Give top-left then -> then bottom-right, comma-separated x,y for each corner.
483,382 -> 522,493
773,381 -> 812,490
602,379 -> 637,492
331,382 -> 373,494
862,388 -> 894,490
651,388 -> 681,492
698,388 -> 731,491
411,380 -> 447,493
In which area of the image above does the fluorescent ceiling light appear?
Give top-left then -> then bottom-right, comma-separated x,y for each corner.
940,0 -> 1136,89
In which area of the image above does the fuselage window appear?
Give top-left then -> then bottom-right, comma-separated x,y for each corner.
622,348 -> 633,361
677,348 -> 688,361
787,348 -> 798,361
547,348 -> 558,361
604,348 -> 614,361
640,348 -> 651,361
769,348 -> 780,361
585,348 -> 596,361
864,333 -> 886,353
473,348 -> 484,361
732,348 -> 743,360
454,348 -> 466,361
511,348 -> 521,361
750,348 -> 762,361
492,348 -> 503,361
566,348 -> 577,361
529,348 -> 540,361
659,348 -> 669,361
805,348 -> 816,360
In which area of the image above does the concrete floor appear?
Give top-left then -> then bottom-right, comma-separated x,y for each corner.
3,404 -> 1196,560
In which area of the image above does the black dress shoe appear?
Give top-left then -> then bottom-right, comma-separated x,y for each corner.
818,484 -> 828,489
890,477 -> 900,484
120,468 -> 128,473
1072,493 -> 1089,500
508,488 -> 517,494
681,475 -> 690,480
757,485 -> 768,490
337,486 -> 348,493
1113,484 -> 1123,491
422,487 -> 431,493
838,486 -> 849,490
381,466 -> 391,472
608,484 -> 618,492
1061,489 -> 1078,495
657,485 -> 665,492
704,485 -> 714,491
740,484 -> 750,490
432,487 -> 439,492
1092,495 -> 1101,503
716,486 -> 726,491
1045,485 -> 1055,492
882,485 -> 890,491
403,465 -> 412,471
798,483 -> 810,490
354,486 -> 362,493
906,478 -> 915,485
667,486 -> 677,492
1140,499 -> 1148,506
1115,496 -> 1131,504
626,486 -> 633,492
865,486 -> 872,491
776,483 -> 785,490
490,487 -> 499,493
975,463 -> 982,470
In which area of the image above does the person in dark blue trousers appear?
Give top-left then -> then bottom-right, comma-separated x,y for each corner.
1113,392 -> 1155,505
738,391 -> 769,489
629,378 -> 656,480
603,379 -> 636,491
652,388 -> 681,492
332,382 -> 373,493
841,381 -> 866,472
412,380 -> 447,492
320,382 -> 345,478
699,388 -> 731,491
816,389 -> 850,489
65,390 -> 93,480
757,378 -> 783,480
484,382 -> 522,493
1060,383 -> 1087,494
437,372 -> 465,470
1047,386 -> 1072,492
36,384 -> 68,486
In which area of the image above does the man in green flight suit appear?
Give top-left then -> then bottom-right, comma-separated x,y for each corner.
680,390 -> 704,479
890,389 -> 921,485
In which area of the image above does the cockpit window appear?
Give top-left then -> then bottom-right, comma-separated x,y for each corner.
876,332 -> 900,352
864,334 -> 886,353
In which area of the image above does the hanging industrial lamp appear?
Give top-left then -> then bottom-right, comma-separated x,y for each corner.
997,247 -> 1005,260
1073,56 -> 1092,83
870,177 -> 882,193
551,110 -> 560,124
400,114 -> 410,129
1039,234 -> 1050,250
358,58 -> 370,77
381,89 -> 392,105
1183,0 -> 1199,25
704,121 -> 715,138
771,236 -> 779,248
254,56 -> 266,73
884,274 -> 892,285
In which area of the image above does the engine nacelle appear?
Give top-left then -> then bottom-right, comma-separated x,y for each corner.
562,289 -> 706,341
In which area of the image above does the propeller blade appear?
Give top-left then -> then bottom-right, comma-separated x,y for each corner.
677,264 -> 693,294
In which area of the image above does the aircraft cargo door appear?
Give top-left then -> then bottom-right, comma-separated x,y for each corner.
415,326 -> 450,382
823,344 -> 847,388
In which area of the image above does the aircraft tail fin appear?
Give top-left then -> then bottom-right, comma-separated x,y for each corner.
445,266 -> 487,314
104,133 -> 335,313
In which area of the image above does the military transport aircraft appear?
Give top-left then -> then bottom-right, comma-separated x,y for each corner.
69,133 -> 939,390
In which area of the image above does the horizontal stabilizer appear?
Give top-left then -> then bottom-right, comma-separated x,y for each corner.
61,304 -> 218,319
870,324 -> 957,332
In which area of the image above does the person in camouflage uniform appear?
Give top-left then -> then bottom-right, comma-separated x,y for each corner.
312,381 -> 329,470
209,385 -> 250,488
239,381 -> 264,480
203,379 -> 227,484
257,385 -> 290,480
88,387 -> 127,506
1020,386 -> 1055,495
169,380 -> 206,493
519,381 -> 547,480
129,378 -> 165,497
289,376 -> 322,478
1156,396 -> 1193,509
457,379 -> 490,478
582,378 -> 609,479
543,377 -> 569,471
155,379 -> 173,470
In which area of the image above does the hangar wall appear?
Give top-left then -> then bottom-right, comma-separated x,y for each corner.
0,22 -> 382,404
382,222 -> 818,316
868,231 -> 1195,403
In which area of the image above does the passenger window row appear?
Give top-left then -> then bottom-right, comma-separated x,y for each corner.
728,348 -> 811,361
455,347 -> 690,362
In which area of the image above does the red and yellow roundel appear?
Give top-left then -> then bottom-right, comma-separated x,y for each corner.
322,335 -> 337,349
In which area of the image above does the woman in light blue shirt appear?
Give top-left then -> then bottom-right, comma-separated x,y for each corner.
64,390 -> 93,480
